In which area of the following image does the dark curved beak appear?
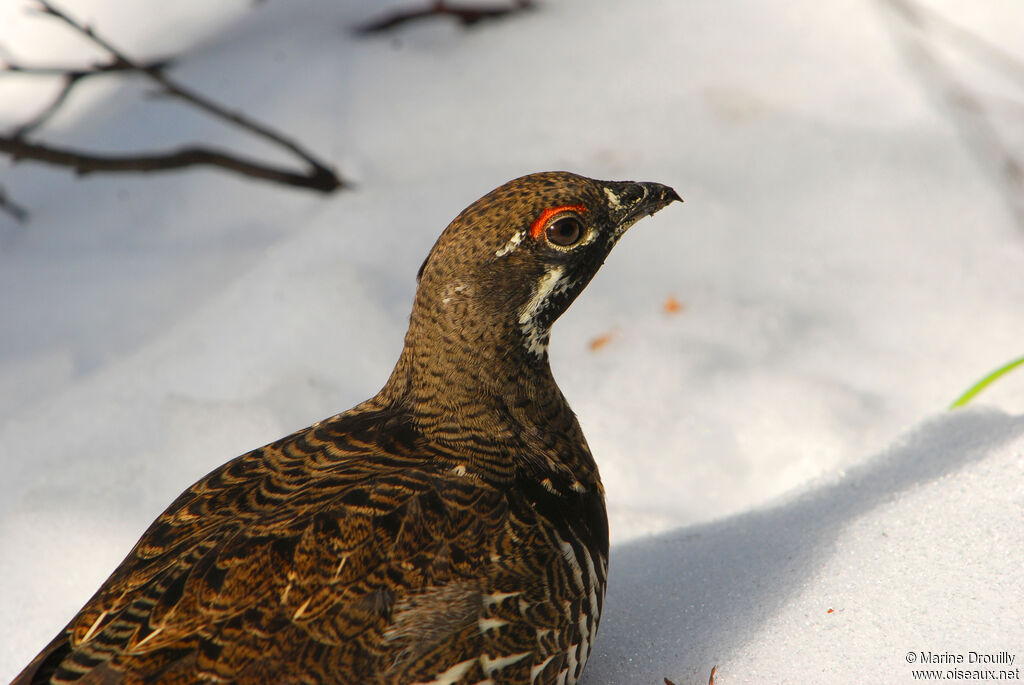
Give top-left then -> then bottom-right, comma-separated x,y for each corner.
634,181 -> 682,218
602,180 -> 682,234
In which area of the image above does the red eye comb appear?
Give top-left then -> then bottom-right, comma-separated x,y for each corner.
529,205 -> 588,239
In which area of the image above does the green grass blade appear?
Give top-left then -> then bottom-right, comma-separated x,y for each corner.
950,355 -> 1024,409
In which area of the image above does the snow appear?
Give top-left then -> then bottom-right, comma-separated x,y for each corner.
2,0 -> 1023,682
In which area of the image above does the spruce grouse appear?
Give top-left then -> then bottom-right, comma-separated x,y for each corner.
15,171 -> 680,685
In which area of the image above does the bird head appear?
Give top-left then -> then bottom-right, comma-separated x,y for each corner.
412,171 -> 681,362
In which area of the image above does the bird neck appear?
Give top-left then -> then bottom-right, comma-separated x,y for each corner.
373,307 -> 599,486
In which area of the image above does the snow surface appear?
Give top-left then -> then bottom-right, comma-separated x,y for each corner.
2,0 -> 1024,682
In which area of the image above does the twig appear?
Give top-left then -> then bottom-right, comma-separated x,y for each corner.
1,1 -> 343,193
355,0 -> 534,35
4,57 -> 173,138
0,185 -> 30,223
0,136 -> 340,191
36,1 -> 339,184
4,57 -> 173,78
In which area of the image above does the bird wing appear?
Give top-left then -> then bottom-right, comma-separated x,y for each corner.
14,408 -> 542,684
17,406 -> 601,684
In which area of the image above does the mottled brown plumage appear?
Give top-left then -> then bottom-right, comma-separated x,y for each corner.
15,171 -> 680,685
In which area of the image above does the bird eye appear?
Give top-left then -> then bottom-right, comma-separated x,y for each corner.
546,216 -> 583,247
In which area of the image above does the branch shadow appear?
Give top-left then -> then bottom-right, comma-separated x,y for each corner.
877,0 -> 1024,231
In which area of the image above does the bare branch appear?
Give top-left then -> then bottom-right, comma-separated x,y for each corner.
10,74 -> 81,138
4,56 -> 173,78
34,1 -> 339,184
355,0 -> 535,35
0,185 -> 30,223
4,57 -> 172,137
0,2 -> 343,192
0,136 -> 340,192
